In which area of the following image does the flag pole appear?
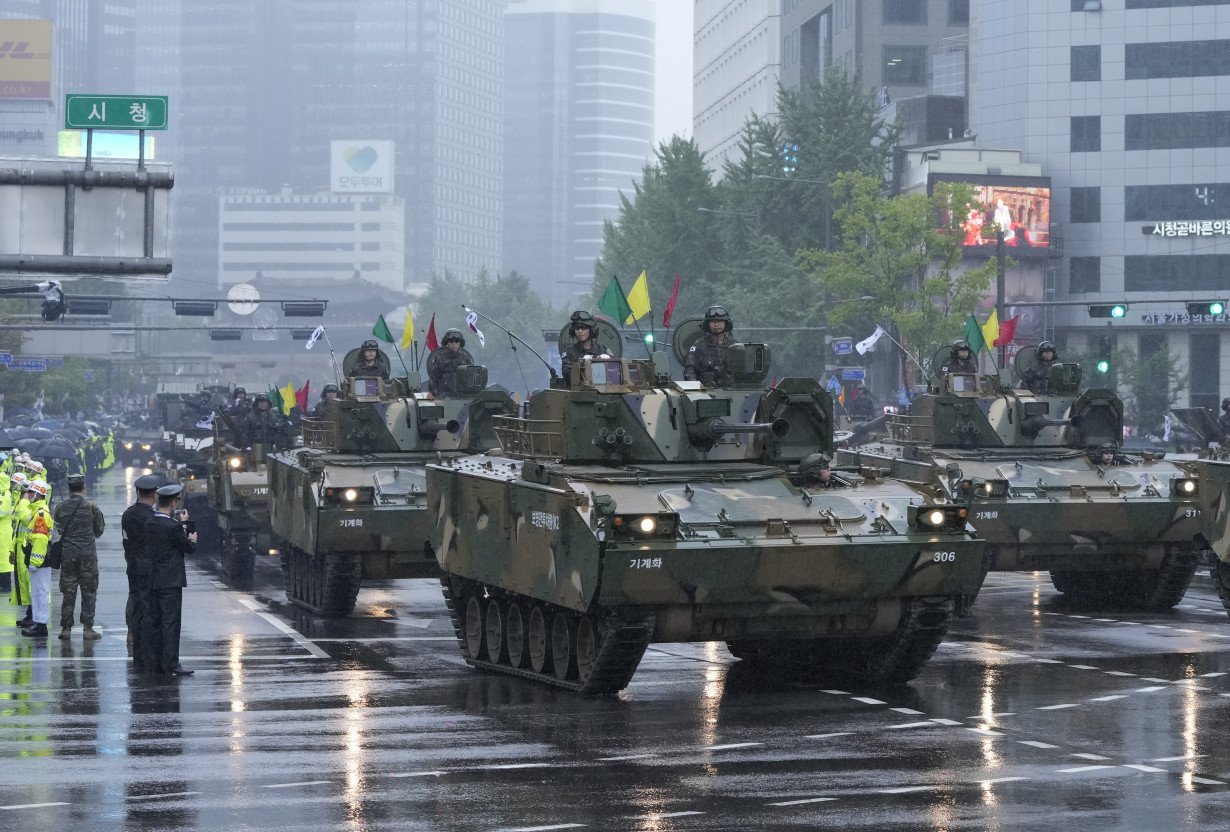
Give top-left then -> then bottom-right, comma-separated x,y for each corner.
877,328 -> 927,374
318,328 -> 343,386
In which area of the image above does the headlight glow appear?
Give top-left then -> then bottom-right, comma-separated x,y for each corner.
343,488 -> 359,502
123,442 -> 134,450
925,509 -> 946,527
228,456 -> 243,469
637,516 -> 657,534
141,443 -> 151,451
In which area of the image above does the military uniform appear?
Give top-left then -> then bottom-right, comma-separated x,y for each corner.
1218,407 -> 1230,440
242,408 -> 284,447
1022,361 -> 1056,394
684,333 -> 735,388
122,474 -> 161,663
427,348 -> 475,397
561,340 -> 611,384
945,356 -> 979,374
53,484 -> 106,634
142,485 -> 196,675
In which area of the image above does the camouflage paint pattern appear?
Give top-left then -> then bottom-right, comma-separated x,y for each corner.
1197,457 -> 1230,565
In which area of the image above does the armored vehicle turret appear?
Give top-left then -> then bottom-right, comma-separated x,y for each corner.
428,341 -> 986,695
268,347 -> 515,616
837,353 -> 1204,611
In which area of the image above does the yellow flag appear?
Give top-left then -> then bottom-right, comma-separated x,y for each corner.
401,307 -> 414,350
981,309 -> 1000,349
279,381 -> 296,415
625,270 -> 651,325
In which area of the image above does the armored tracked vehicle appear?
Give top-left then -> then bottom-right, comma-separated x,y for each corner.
837,357 -> 1204,611
428,344 -> 986,695
268,347 -> 515,616
1196,456 -> 1230,614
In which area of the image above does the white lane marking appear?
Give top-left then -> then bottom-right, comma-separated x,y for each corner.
1174,629 -> 1199,634
889,721 -> 938,730
890,708 -> 925,715
967,712 -> 1016,719
477,763 -> 556,770
1036,704 -> 1079,710
1033,658 -> 1064,664
1146,625 -> 1173,630
630,812 -> 704,820
237,598 -> 329,659
1103,671 -> 1136,677
1070,754 -> 1111,761
819,689 -> 850,695
768,797 -> 837,807
1135,686 -> 1168,693
707,742 -> 762,751
1018,741 -> 1060,749
504,825 -> 587,832
0,802 -> 71,810
804,732 -> 853,740
1092,618 -> 1118,622
851,696 -> 886,705
1190,777 -> 1226,785
1058,766 -> 1115,773
880,785 -> 936,794
930,719 -> 964,726
127,792 -> 201,802
1123,764 -> 1168,773
981,777 -> 1027,785
1200,672 -> 1227,678
262,781 -> 332,788
1068,615 -> 1091,619
1151,755 -> 1206,762
967,727 -> 1005,736
310,637 -> 456,642
1068,665 -> 1100,670
1088,695 -> 1128,702
598,754 -> 657,761
387,771 -> 446,778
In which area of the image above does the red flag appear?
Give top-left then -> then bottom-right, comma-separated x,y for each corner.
996,315 -> 1020,347
295,381 -> 310,412
662,274 -> 681,328
425,313 -> 439,352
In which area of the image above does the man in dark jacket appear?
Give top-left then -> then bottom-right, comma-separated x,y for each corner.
240,394 -> 285,448
142,483 -> 198,676
427,329 -> 475,397
684,306 -> 736,389
560,311 -> 611,386
53,473 -> 106,641
121,473 -> 162,662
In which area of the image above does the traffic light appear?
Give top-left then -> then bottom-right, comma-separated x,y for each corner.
1187,300 -> 1227,316
1095,334 -> 1113,375
1088,303 -> 1127,319
781,142 -> 799,174
643,332 -> 655,346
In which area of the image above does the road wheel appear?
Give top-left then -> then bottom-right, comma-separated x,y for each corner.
551,611 -> 576,681
505,602 -> 527,668
575,615 -> 599,682
528,606 -> 550,674
463,593 -> 485,661
484,597 -> 506,664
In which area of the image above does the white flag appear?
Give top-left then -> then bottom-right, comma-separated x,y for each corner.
464,308 -> 486,348
1162,413 -> 1172,443
855,326 -> 886,355
305,325 -> 325,350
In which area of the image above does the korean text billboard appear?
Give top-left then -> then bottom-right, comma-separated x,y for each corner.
330,140 -> 394,194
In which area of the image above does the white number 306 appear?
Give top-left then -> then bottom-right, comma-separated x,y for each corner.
932,551 -> 957,563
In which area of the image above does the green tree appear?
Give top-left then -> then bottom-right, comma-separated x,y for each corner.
1112,340 -> 1187,438
416,269 -> 561,393
800,173 -> 998,379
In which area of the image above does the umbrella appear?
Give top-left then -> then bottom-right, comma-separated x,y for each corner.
0,429 -> 15,447
15,438 -> 40,455
37,436 -> 80,460
34,419 -> 63,430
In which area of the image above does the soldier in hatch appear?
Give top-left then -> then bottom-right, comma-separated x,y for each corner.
684,306 -> 736,389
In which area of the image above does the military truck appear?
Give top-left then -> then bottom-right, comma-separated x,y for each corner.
836,354 -> 1204,611
427,337 -> 986,695
267,346 -> 515,616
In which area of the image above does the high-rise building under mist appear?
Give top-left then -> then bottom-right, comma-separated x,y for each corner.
155,0 -> 502,292
502,0 -> 655,306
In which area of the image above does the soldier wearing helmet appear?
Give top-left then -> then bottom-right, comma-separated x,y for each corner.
561,311 -> 612,386
427,329 -> 475,398
1089,441 -> 1124,467
352,339 -> 391,380
685,306 -> 736,389
943,339 -> 979,374
225,386 -> 252,419
797,453 -> 845,488
1022,341 -> 1059,394
311,383 -> 341,418
240,393 -> 286,448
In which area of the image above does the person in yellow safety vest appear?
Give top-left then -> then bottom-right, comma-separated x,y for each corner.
21,480 -> 53,638
106,431 -> 116,469
0,469 -> 11,597
10,472 -> 33,626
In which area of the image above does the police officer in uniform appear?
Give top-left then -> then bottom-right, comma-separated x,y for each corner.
943,340 -> 979,374
53,473 -> 105,641
561,311 -> 612,385
427,329 -> 475,397
352,339 -> 390,380
240,394 -> 285,448
311,384 -> 340,417
122,474 -> 162,662
142,483 -> 198,676
685,306 -> 736,389
1021,341 -> 1060,394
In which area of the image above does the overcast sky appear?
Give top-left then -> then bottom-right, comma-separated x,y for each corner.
654,1 -> 693,144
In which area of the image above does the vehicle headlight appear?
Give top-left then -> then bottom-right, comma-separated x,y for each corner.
141,443 -> 151,451
228,456 -> 244,470
343,488 -> 359,502
924,509 -> 946,527
912,505 -> 968,531
323,487 -> 374,506
123,442 -> 134,450
610,513 -> 677,541
1172,478 -> 1198,497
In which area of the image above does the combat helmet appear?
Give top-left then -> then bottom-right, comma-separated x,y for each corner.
442,328 -> 465,348
953,339 -> 971,354
702,305 -> 733,333
569,310 -> 598,338
1036,340 -> 1057,360
253,393 -> 272,409
322,383 -> 340,396
361,339 -> 380,352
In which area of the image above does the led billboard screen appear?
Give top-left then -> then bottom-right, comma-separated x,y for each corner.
930,174 -> 1052,257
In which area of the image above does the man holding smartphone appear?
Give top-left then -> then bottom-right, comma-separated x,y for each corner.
142,483 -> 198,677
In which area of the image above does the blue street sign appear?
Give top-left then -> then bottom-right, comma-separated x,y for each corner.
45,356 -> 64,368
840,368 -> 866,382
13,358 -> 47,372
832,338 -> 854,356
0,352 -> 11,366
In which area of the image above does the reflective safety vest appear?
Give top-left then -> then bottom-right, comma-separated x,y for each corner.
0,489 -> 12,575
26,502 -> 52,568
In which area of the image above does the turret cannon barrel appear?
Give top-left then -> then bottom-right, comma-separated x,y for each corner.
418,419 -> 462,441
688,417 -> 790,445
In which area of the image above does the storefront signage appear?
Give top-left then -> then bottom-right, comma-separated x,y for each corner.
1144,221 -> 1230,237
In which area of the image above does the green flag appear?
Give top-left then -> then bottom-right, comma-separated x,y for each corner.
963,314 -> 987,354
597,276 -> 632,323
372,314 -> 395,344
267,387 -> 284,414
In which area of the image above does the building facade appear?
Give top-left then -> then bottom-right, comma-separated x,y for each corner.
693,0 -> 781,172
217,190 -> 406,293
970,0 -> 1230,411
503,0 -> 655,305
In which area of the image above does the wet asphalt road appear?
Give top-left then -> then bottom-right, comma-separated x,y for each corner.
2,469 -> 1230,831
